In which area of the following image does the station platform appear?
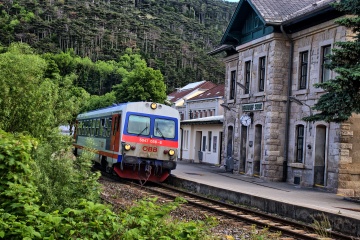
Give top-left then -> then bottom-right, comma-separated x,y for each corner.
167,161 -> 360,237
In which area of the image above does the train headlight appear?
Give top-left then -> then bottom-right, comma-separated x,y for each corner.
168,149 -> 175,156
124,144 -> 131,151
150,102 -> 157,110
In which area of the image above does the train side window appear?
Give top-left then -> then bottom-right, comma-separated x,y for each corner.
100,118 -> 105,136
83,120 -> 87,136
88,120 -> 91,136
106,118 -> 112,137
94,119 -> 99,136
78,121 -> 83,136
88,120 -> 92,136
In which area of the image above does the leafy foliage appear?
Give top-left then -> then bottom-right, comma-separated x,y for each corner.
118,197 -> 217,240
0,43 -> 87,137
32,133 -> 101,212
114,66 -> 166,103
0,130 -> 219,239
304,0 -> 360,122
0,43 -> 58,137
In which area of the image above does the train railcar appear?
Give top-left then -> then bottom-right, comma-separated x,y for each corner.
73,102 -> 180,182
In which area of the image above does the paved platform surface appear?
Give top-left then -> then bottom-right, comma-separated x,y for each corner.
170,161 -> 360,221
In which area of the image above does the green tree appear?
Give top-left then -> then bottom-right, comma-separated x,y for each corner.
0,43 -> 57,138
85,92 -> 117,112
113,66 -> 167,103
304,0 -> 360,122
113,50 -> 167,103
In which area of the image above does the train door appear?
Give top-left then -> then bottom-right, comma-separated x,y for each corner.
110,114 -> 121,153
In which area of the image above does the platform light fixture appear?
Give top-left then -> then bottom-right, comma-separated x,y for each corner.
220,103 -> 239,113
289,96 -> 313,116
236,82 -> 248,91
289,96 -> 313,134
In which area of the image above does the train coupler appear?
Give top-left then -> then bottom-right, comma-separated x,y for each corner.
145,161 -> 152,174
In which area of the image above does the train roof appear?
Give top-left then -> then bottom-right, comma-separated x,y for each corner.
77,102 -> 179,120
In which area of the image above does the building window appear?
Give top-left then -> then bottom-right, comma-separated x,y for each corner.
296,125 -> 305,163
183,130 -> 189,150
213,136 -> 217,153
321,45 -> 331,82
230,70 -> 236,100
245,61 -> 251,94
258,57 -> 265,92
299,51 -> 308,89
208,131 -> 212,152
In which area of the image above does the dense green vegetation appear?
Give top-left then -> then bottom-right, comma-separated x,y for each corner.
0,43 -> 217,239
304,0 -> 360,122
0,0 -> 236,94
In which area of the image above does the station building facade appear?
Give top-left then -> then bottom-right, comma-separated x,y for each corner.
210,0 -> 360,196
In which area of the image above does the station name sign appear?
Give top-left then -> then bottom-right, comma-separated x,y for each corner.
242,102 -> 263,111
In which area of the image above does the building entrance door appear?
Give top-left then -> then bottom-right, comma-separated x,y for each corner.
253,125 -> 262,176
314,125 -> 327,186
195,131 -> 202,162
239,126 -> 247,173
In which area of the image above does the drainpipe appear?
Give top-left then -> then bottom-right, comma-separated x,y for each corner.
281,25 -> 294,182
180,127 -> 183,161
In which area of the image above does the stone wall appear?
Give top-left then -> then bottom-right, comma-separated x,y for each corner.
337,115 -> 360,197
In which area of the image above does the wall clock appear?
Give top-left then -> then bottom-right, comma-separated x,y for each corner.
240,114 -> 252,126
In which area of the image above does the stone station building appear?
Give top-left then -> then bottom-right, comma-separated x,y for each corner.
210,0 -> 360,196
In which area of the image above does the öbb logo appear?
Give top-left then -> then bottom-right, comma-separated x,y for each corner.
142,146 -> 158,152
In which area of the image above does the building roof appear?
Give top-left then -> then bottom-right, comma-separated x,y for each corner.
167,81 -> 217,103
213,0 -> 340,51
187,84 -> 225,102
249,0 -> 335,24
181,115 -> 224,125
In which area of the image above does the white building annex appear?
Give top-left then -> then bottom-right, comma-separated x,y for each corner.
168,83 -> 225,165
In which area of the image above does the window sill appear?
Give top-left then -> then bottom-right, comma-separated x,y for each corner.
289,162 -> 305,168
240,94 -> 250,99
253,92 -> 265,97
292,89 -> 309,95
314,88 -> 326,94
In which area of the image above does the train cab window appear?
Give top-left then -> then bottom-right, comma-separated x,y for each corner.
128,115 -> 150,136
154,118 -> 175,139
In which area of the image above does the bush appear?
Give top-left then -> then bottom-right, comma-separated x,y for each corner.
0,130 -> 217,239
118,197 -> 217,240
0,130 -> 118,239
33,131 -> 101,212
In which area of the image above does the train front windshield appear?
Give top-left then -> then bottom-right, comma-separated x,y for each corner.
127,114 -> 176,139
154,118 -> 175,139
127,115 -> 150,135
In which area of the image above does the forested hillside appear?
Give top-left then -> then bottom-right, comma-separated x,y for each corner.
0,0 -> 236,93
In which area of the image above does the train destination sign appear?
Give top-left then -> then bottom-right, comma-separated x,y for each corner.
242,102 -> 263,111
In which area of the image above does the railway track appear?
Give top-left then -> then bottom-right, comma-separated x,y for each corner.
98,170 -> 358,240
145,182 -> 359,240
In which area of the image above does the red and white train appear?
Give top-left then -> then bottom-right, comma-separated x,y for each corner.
73,102 -> 180,182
